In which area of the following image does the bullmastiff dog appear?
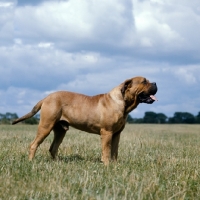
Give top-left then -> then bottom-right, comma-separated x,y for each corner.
12,76 -> 157,165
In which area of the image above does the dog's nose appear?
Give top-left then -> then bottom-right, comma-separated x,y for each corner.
151,82 -> 157,94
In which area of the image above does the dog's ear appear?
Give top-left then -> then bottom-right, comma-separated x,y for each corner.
121,79 -> 132,95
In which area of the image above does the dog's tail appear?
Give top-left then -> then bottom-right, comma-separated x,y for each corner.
12,99 -> 44,125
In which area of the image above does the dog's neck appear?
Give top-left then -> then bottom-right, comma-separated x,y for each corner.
109,85 -> 139,117
109,87 -> 123,105
123,94 -> 139,115
120,84 -> 140,115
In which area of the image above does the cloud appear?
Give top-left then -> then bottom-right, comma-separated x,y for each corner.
0,86 -> 45,116
13,0 -> 200,65
132,0 -> 200,64
0,2 -> 14,8
174,66 -> 200,85
14,0 -> 134,49
0,1 -> 15,45
0,0 -> 200,119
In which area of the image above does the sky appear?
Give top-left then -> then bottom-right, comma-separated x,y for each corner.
0,0 -> 200,119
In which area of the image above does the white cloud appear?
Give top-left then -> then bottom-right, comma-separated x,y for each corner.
133,0 -> 185,50
0,1 -> 15,45
14,0 -> 134,47
0,2 -> 15,8
174,66 -> 200,85
38,42 -> 54,48
0,0 -> 200,119
13,0 -> 200,62
0,86 -> 45,116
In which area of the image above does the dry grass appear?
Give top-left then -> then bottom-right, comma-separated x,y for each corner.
0,124 -> 200,199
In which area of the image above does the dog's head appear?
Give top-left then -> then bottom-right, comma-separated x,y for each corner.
121,76 -> 158,113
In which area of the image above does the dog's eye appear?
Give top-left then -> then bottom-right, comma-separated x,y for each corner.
142,79 -> 147,84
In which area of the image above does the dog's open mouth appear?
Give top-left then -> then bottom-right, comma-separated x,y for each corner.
138,92 -> 158,104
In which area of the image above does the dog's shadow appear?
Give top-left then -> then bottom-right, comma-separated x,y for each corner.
58,154 -> 84,163
57,154 -> 101,163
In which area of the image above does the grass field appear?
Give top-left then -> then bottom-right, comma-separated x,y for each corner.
0,124 -> 200,199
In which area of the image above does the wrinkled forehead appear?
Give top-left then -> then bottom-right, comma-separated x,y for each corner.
132,76 -> 148,83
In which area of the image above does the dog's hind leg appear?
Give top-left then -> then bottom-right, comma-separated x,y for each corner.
29,123 -> 54,160
49,120 -> 69,159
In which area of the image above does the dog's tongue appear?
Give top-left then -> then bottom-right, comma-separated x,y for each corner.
150,95 -> 158,101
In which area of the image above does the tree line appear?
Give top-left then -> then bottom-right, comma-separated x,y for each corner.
0,112 -> 39,125
127,111 -> 200,124
0,111 -> 200,125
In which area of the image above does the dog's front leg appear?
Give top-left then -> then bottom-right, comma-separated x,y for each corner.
100,129 -> 112,165
111,132 -> 121,162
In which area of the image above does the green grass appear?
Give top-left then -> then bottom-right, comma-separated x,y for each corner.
0,124 -> 200,199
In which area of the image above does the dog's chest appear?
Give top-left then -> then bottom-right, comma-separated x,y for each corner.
108,114 -> 126,132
